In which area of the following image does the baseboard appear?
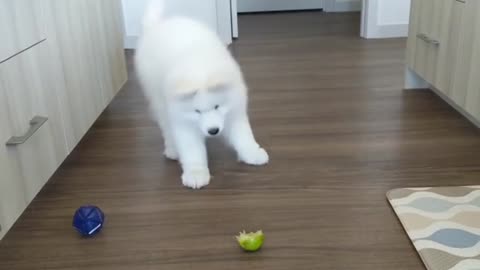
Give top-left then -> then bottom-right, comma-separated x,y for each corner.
238,0 -> 324,13
365,23 -> 409,39
324,0 -> 361,12
124,36 -> 138,49
330,1 -> 361,12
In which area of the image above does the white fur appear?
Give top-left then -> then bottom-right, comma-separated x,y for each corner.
135,1 -> 269,189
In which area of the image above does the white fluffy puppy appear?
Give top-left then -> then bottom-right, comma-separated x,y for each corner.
135,1 -> 269,189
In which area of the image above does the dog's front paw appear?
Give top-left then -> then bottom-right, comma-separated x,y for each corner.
240,147 -> 269,166
182,168 -> 211,189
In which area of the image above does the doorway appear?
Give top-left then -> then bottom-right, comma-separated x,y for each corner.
237,0 -> 325,13
231,0 -> 363,39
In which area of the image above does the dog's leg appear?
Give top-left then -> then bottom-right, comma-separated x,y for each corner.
162,129 -> 179,160
155,109 -> 178,160
224,112 -> 269,166
172,124 -> 210,189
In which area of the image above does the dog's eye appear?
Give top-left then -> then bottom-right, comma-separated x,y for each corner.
195,109 -> 201,114
214,105 -> 219,110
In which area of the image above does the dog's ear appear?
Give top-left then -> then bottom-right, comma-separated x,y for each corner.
175,90 -> 198,101
206,70 -> 235,94
169,77 -> 200,101
208,83 -> 231,94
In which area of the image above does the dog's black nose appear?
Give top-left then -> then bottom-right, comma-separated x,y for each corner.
208,128 -> 219,135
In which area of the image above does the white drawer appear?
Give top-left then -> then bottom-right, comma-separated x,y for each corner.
0,83 -> 27,240
0,41 -> 69,236
0,0 -> 47,63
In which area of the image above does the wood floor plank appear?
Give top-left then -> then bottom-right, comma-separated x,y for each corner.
1,11 -> 480,270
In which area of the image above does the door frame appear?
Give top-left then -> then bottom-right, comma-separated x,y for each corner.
231,0 -> 238,38
360,0 -> 369,38
217,0 -> 233,44
360,0 -> 378,38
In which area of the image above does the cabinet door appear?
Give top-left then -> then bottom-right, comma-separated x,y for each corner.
406,0 -> 422,70
103,0 -> 128,94
86,0 -> 127,105
0,85 -> 27,241
433,0 -> 465,94
465,4 -> 480,120
44,0 -> 127,149
449,0 -> 480,110
0,0 -> 46,62
408,0 -> 444,85
0,41 -> 68,206
45,0 -> 105,147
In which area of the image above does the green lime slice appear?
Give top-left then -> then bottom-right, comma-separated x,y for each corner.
236,230 -> 264,252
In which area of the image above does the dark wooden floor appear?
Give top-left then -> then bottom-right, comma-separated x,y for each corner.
1,11 -> 480,270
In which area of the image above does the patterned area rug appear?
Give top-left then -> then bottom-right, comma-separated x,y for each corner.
387,186 -> 480,270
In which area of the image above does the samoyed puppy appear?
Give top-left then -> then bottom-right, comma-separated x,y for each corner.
135,1 -> 269,189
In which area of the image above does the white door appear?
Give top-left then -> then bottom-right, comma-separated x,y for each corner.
238,0 -> 324,12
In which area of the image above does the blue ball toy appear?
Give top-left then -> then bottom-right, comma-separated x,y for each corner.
72,205 -> 105,237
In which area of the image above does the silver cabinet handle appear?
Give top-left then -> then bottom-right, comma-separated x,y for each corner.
416,33 -> 428,41
6,116 -> 48,146
417,33 -> 440,47
429,39 -> 440,46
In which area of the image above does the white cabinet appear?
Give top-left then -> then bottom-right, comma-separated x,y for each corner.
0,41 -> 68,203
0,0 -> 127,240
406,0 -> 480,125
449,0 -> 480,113
465,13 -> 480,120
406,0 -> 444,87
0,40 -> 72,239
407,0 -> 463,93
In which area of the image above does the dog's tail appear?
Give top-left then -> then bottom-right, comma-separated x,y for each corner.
142,0 -> 166,30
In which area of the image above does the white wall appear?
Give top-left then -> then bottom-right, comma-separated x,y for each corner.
122,0 -> 232,49
361,0 -> 411,39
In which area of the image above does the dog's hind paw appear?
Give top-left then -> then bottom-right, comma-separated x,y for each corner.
240,147 -> 269,166
182,168 -> 211,189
